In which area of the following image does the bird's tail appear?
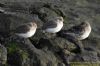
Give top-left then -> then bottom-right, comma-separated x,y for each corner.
56,30 -> 66,37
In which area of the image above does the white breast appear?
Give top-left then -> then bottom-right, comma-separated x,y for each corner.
80,25 -> 91,40
45,21 -> 63,33
16,28 -> 36,38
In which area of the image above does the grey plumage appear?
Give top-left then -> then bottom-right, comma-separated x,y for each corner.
10,22 -> 37,38
42,16 -> 64,33
42,20 -> 57,30
57,22 -> 91,53
14,23 -> 32,33
57,21 -> 91,40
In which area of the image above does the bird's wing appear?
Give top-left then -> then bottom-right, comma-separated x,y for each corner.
15,25 -> 30,33
57,30 -> 78,40
42,20 -> 57,30
66,25 -> 84,34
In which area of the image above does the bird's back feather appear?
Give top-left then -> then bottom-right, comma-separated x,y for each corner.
42,20 -> 57,30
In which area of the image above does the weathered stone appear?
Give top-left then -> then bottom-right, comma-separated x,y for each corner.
81,50 -> 99,62
0,44 -> 7,65
0,0 -> 100,66
6,41 -> 31,66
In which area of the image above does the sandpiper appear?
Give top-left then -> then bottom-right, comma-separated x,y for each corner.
57,21 -> 91,40
14,22 -> 37,38
42,16 -> 64,33
57,21 -> 91,53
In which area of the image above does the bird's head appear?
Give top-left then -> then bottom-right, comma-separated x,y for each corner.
55,16 -> 64,23
33,22 -> 37,28
29,22 -> 37,28
80,21 -> 90,27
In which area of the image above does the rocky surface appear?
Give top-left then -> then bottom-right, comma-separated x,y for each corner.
0,0 -> 100,66
0,43 -> 7,65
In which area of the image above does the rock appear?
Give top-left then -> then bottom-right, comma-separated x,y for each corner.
0,44 -> 7,65
6,39 -> 64,66
0,0 -> 100,66
30,2 -> 58,22
57,63 -> 65,66
6,41 -> 31,66
20,39 -> 65,66
81,50 -> 99,62
7,50 -> 30,66
31,49 -> 60,66
0,14 -> 11,32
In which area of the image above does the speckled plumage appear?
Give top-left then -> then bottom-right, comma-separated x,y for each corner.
15,22 -> 37,38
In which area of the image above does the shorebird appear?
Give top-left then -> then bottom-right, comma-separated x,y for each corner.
0,7 -> 38,39
57,21 -> 91,40
57,21 -> 91,53
42,16 -> 64,33
13,22 -> 37,38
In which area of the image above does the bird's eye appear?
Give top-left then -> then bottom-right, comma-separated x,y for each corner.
59,18 -> 63,21
28,23 -> 32,26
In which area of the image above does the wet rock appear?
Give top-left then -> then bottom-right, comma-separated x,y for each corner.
0,44 -> 7,65
57,63 -> 65,66
81,50 -> 99,62
32,49 -> 60,66
6,41 -> 31,66
7,50 -> 30,66
0,0 -> 100,66
30,3 -> 58,22
0,14 -> 11,32
6,39 -> 64,66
